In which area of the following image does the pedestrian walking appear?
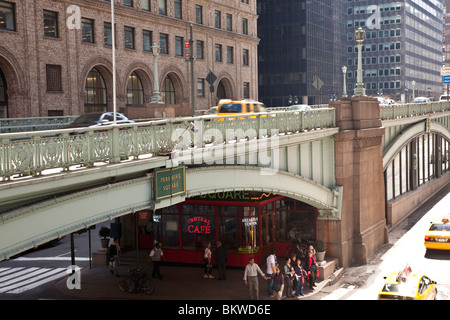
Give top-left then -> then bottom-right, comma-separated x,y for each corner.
148,242 -> 165,280
266,251 -> 276,297
273,267 -> 284,300
203,241 -> 214,279
306,249 -> 319,290
243,257 -> 269,300
215,241 -> 227,280
283,257 -> 295,298
108,238 -> 121,277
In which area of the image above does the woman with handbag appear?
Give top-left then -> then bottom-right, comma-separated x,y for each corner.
306,249 -> 319,289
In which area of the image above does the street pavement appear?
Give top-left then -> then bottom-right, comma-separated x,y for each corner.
53,253 -> 332,300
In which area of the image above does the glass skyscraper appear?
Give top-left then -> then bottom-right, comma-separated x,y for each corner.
347,0 -> 444,101
257,0 -> 347,106
257,0 -> 444,106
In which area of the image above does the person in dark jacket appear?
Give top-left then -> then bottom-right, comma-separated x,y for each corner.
273,267 -> 284,300
215,241 -> 228,280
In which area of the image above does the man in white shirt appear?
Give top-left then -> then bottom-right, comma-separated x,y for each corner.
243,257 -> 269,300
266,251 -> 276,297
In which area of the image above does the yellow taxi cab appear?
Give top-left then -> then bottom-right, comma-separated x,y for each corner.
424,216 -> 450,251
377,268 -> 437,300
216,99 -> 268,120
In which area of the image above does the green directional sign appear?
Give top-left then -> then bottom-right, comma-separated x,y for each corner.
154,166 -> 186,202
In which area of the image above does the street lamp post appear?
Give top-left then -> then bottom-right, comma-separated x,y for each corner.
110,0 -> 117,124
151,43 -> 164,104
354,27 -> 366,97
342,66 -> 348,97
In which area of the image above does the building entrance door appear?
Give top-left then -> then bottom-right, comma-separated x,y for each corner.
261,212 -> 275,261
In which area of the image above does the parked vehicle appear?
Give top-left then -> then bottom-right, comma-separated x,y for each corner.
413,97 -> 431,104
64,112 -> 134,129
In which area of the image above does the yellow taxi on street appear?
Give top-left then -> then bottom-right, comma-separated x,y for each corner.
424,216 -> 450,251
377,267 -> 438,300
216,99 -> 268,120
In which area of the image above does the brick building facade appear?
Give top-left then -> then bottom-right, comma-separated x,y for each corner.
0,0 -> 259,119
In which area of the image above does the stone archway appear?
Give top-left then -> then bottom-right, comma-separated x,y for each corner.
0,46 -> 27,118
215,75 -> 235,105
80,57 -> 119,114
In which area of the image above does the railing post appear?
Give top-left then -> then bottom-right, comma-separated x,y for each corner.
111,126 -> 121,163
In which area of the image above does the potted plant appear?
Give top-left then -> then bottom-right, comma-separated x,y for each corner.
98,226 -> 110,248
315,239 -> 326,262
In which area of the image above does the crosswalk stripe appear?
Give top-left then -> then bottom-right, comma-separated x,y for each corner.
5,268 -> 67,294
0,267 -> 67,294
0,267 -> 39,286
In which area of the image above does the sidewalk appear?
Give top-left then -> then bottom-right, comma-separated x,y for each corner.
54,250 -> 335,300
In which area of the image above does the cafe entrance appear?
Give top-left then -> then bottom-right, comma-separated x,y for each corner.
136,191 -> 318,267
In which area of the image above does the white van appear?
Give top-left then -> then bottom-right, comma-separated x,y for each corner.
439,95 -> 450,101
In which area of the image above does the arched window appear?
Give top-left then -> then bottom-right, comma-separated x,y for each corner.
85,67 -> 107,113
127,71 -> 144,105
162,76 -> 175,104
0,69 -> 7,118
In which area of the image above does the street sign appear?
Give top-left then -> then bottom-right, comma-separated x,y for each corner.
206,71 -> 217,85
444,75 -> 450,84
154,166 -> 186,202
441,67 -> 450,76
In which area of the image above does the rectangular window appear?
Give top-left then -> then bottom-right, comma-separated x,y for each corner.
160,33 -> 168,54
143,30 -> 152,52
197,78 -> 204,97
104,22 -> 112,46
215,10 -> 221,29
215,44 -> 222,62
124,26 -> 135,49
242,18 -> 248,35
123,0 -> 133,6
195,5 -> 203,24
142,0 -> 151,11
243,82 -> 250,99
227,46 -> 233,63
44,10 -> 58,38
46,64 -> 62,92
0,1 -> 15,31
175,36 -> 183,56
243,49 -> 249,66
174,0 -> 182,19
159,0 -> 167,15
226,14 -> 232,31
196,40 -> 204,59
81,18 -> 94,43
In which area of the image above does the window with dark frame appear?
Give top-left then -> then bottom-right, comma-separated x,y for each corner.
46,64 -> 63,92
43,10 -> 58,38
195,5 -> 203,24
124,26 -> 135,49
81,18 -> 94,43
243,49 -> 249,66
143,29 -> 152,52
175,36 -> 183,56
174,0 -> 182,19
160,33 -> 168,54
0,1 -> 15,31
159,0 -> 167,15
196,40 -> 204,59
215,44 -> 222,62
142,0 -> 150,11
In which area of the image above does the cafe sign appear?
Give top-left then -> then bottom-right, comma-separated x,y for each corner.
154,166 -> 186,202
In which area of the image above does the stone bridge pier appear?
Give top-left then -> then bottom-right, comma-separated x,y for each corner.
324,96 -> 388,268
